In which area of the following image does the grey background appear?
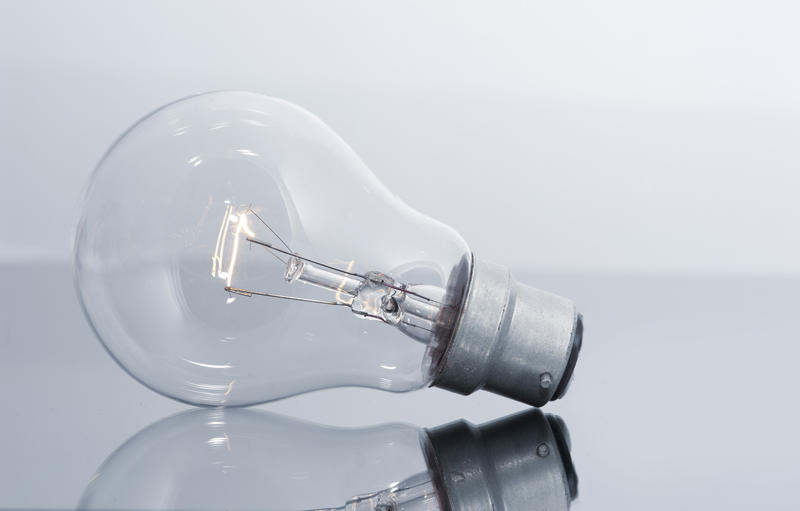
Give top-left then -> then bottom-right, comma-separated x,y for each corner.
2,0 -> 799,273
1,1 -> 799,509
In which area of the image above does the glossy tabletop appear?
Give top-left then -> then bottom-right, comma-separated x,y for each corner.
1,263 -> 797,510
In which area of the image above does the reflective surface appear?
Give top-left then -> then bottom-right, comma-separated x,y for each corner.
78,409 -> 434,511
77,407 -> 575,510
1,263 -> 799,509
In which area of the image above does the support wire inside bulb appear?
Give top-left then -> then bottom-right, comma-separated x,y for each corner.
215,205 -> 449,344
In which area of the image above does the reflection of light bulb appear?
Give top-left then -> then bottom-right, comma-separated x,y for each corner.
78,408 -> 578,510
75,91 -> 583,407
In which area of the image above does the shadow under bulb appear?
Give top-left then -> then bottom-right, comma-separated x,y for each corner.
74,91 -> 584,407
78,408 -> 578,511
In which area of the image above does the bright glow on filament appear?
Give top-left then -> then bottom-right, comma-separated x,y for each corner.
211,205 -> 256,289
211,204 -> 233,278
225,211 -> 255,287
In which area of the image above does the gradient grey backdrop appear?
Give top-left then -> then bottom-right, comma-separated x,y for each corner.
1,2 -> 799,510
2,0 -> 799,273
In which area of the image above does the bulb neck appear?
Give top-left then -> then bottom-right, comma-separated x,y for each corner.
431,258 -> 583,407
423,409 -> 578,511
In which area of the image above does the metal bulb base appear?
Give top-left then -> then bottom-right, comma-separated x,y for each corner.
432,258 -> 583,407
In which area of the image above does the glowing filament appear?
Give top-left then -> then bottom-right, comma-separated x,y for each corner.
211,205 -> 256,288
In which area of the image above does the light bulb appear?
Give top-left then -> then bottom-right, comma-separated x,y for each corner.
75,91 -> 583,407
78,408 -> 578,510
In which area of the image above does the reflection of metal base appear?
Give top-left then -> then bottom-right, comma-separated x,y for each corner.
432,258 -> 583,407
424,409 -> 578,511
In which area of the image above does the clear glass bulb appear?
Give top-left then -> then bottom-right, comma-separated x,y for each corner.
75,91 -> 471,406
